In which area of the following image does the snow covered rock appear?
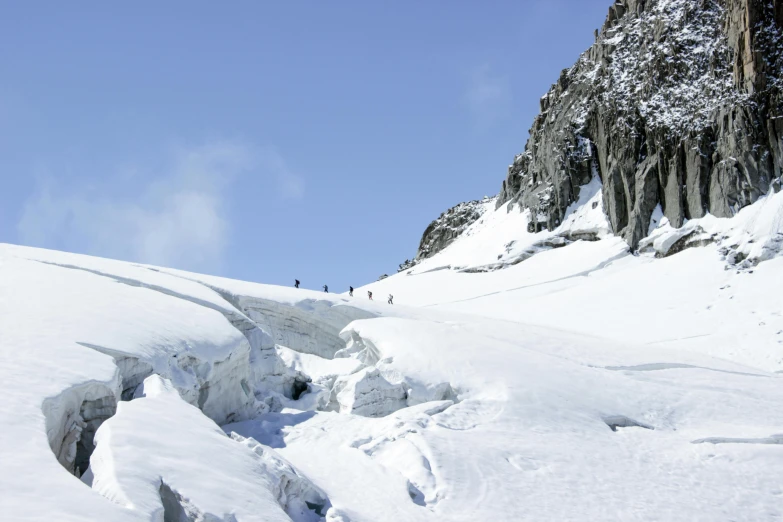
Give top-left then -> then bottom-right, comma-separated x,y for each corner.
496,0 -> 783,248
399,198 -> 493,269
410,0 -> 782,257
639,187 -> 783,264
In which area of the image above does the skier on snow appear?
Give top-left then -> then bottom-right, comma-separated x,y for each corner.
388,294 -> 394,305
323,285 -> 329,293
295,279 -> 300,289
349,286 -> 354,297
368,291 -> 373,300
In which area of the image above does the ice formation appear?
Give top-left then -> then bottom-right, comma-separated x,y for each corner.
4,177 -> 783,519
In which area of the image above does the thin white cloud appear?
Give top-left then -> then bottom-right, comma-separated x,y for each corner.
16,140 -> 303,273
463,64 -> 512,129
257,147 -> 305,200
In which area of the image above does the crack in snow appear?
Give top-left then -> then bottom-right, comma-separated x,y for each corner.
604,362 -> 769,378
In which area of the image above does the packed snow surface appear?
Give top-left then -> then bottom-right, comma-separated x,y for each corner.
2,186 -> 783,520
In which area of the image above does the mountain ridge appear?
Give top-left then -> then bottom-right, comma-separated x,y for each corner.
404,0 -> 783,267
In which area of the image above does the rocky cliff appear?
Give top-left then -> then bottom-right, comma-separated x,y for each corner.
406,0 -> 783,267
498,0 -> 783,248
398,198 -> 490,271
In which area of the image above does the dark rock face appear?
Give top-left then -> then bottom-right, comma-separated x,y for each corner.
417,200 -> 488,258
498,0 -> 783,248
398,199 -> 490,271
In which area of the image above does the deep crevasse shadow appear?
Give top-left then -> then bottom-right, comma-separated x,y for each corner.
224,411 -> 318,448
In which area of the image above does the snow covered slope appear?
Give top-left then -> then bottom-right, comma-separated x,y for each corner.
2,181 -> 783,521
369,183 -> 783,372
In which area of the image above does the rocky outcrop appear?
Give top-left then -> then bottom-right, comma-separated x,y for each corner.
398,198 -> 492,270
497,0 -> 783,248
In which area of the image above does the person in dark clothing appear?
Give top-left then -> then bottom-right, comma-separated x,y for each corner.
368,291 -> 373,300
349,286 -> 354,297
388,294 -> 394,305
295,279 -> 300,289
323,285 -> 329,293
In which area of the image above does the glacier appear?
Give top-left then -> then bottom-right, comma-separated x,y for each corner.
2,181 -> 783,520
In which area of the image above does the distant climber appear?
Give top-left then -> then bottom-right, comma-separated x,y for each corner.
368,291 -> 373,300
388,294 -> 394,305
349,286 -> 354,297
323,285 -> 329,293
295,279 -> 300,289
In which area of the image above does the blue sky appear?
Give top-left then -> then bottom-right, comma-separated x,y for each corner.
0,1 -> 609,290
